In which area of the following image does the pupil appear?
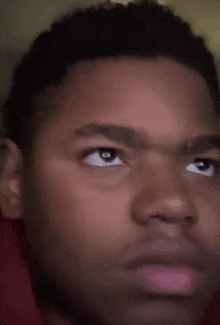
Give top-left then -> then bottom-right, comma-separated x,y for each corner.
100,149 -> 116,162
195,159 -> 209,171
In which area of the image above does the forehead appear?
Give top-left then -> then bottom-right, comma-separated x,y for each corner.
56,56 -> 214,116
35,56 -> 218,149
64,56 -> 210,96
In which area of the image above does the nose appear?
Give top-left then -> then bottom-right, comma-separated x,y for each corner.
131,163 -> 199,230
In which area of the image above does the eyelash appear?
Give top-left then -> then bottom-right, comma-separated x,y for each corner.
195,158 -> 220,174
80,147 -> 220,174
80,147 -> 125,160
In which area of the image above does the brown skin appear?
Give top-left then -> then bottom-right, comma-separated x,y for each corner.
1,57 -> 220,325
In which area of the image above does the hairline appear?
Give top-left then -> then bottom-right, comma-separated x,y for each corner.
32,54 -> 219,119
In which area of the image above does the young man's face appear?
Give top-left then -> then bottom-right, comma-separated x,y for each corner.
11,57 -> 220,324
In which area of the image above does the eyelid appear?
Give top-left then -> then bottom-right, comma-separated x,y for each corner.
81,147 -> 123,157
202,158 -> 220,169
79,147 -> 128,164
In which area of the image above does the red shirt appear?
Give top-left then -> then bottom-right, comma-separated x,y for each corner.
1,211 -> 220,325
0,212 -> 47,325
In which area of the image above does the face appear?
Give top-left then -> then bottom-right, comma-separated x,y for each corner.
13,57 -> 220,324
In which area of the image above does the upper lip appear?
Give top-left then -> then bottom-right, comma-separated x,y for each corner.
125,238 -> 204,271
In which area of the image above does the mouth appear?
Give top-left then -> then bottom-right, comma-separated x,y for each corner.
133,264 -> 202,296
123,238 -> 207,297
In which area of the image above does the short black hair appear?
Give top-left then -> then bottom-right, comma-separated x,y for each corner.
2,0 -> 219,154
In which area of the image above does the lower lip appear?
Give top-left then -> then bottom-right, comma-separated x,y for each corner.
136,265 -> 199,296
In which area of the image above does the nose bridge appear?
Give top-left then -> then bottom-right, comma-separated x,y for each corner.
132,157 -> 198,225
154,162 -> 186,200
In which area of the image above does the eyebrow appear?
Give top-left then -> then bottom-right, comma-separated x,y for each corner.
74,123 -> 220,154
74,123 -> 148,149
184,135 -> 220,155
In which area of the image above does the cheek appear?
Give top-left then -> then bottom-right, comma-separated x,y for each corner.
24,161 -> 134,266
194,194 -> 220,249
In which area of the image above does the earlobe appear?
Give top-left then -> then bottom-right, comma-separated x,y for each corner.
0,139 -> 24,219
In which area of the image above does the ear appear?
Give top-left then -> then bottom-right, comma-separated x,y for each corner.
0,139 -> 24,219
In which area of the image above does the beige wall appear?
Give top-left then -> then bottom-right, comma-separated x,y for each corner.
1,0 -> 220,98
1,0 -> 100,98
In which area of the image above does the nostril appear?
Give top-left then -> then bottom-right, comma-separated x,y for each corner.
185,216 -> 194,224
150,214 -> 195,224
150,215 -> 171,223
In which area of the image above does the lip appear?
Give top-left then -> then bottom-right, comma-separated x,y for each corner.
135,265 -> 202,296
125,238 -> 203,271
124,238 -> 206,296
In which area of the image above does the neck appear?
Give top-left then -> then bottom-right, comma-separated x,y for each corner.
37,295 -> 102,325
29,263 -> 101,325
40,305 -> 78,325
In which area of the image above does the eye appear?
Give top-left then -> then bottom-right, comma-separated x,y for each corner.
186,158 -> 220,177
83,148 -> 124,167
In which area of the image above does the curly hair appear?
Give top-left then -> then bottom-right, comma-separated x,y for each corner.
2,0 -> 219,154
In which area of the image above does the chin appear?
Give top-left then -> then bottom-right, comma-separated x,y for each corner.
102,300 -> 204,325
